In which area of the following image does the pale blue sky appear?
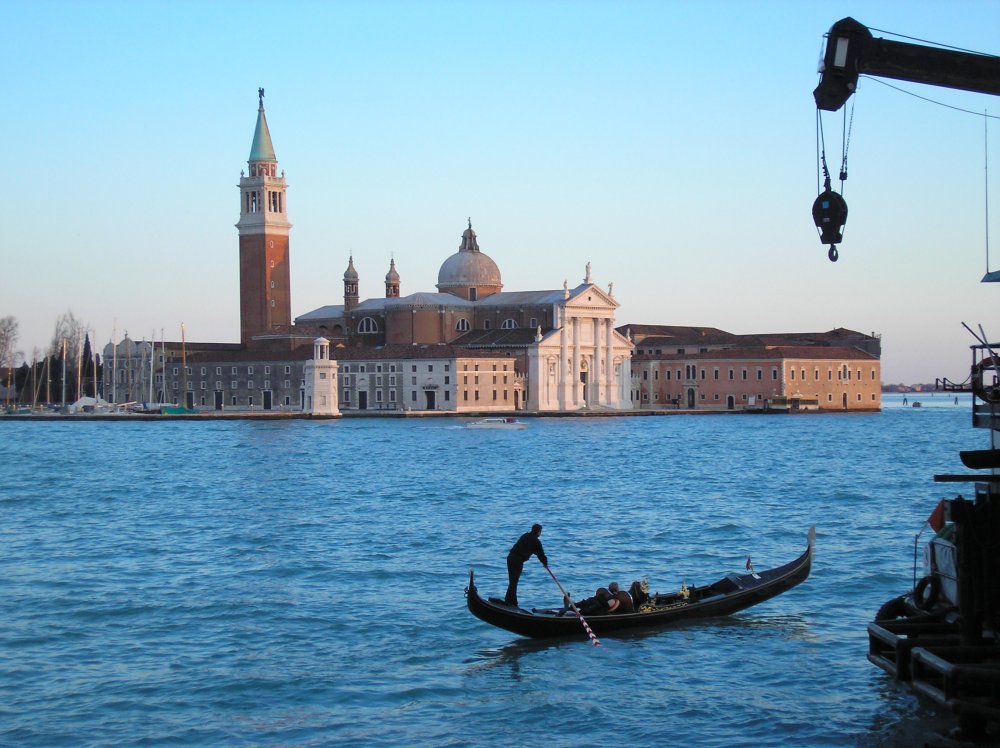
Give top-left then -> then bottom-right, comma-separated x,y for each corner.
3,0 -> 998,383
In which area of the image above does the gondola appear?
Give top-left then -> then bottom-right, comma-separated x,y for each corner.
466,527 -> 814,639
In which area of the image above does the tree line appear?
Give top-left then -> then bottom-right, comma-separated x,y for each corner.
1,313 -> 104,408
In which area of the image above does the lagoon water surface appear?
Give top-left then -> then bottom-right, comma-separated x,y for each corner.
0,395 -> 977,745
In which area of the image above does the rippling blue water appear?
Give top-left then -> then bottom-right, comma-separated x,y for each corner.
0,395 -> 978,746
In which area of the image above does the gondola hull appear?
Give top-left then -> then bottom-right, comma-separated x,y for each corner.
466,527 -> 814,639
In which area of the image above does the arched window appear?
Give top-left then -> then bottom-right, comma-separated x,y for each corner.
501,319 -> 518,329
357,317 -> 379,333
456,318 -> 470,332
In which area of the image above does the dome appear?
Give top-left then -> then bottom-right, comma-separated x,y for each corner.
436,221 -> 502,291
343,256 -> 359,281
385,258 -> 400,283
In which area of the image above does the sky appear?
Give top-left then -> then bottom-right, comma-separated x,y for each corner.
3,0 -> 999,384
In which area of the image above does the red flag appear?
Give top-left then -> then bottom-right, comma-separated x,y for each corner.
928,500 -> 946,533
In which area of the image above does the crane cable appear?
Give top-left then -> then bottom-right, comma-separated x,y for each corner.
815,102 -> 854,195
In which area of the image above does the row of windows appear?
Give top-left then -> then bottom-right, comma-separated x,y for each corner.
638,365 -> 877,382
172,365 -> 293,376
637,391 -> 879,403
171,380 -> 299,390
354,316 -> 540,334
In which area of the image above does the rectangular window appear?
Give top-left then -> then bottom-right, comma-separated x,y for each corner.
248,367 -> 253,375
264,366 -> 270,375
376,376 -> 383,386
444,391 -> 450,401
412,377 -> 417,385
232,367 -> 238,375
791,369 -> 796,380
200,381 -> 206,390
231,396 -> 237,406
428,365 -> 434,372
285,366 -> 291,375
389,391 -> 396,402
772,369 -> 778,380
728,369 -> 734,380
342,389 -> 350,403
741,369 -> 747,380
376,365 -> 383,373
756,368 -> 762,380
492,390 -> 497,401
463,390 -> 468,401
216,367 -> 222,375
666,370 -> 672,380
444,376 -> 450,385
248,380 -> 254,388
475,391 -> 480,401
412,365 -> 417,372
713,369 -> 719,380
411,391 -> 417,402
376,390 -> 383,403
445,364 -> 450,372
264,380 -> 270,389
390,376 -> 396,386
231,381 -> 238,389
215,381 -> 222,390
284,380 -> 290,388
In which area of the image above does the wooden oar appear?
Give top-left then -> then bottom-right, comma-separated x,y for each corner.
545,566 -> 601,647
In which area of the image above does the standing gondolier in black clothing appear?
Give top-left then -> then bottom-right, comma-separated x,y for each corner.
505,523 -> 547,606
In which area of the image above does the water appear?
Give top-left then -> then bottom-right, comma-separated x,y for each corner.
0,395 -> 979,746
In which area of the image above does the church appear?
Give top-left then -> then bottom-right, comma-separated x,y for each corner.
103,92 -> 634,415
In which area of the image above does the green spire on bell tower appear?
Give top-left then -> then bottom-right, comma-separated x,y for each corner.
249,87 -> 277,163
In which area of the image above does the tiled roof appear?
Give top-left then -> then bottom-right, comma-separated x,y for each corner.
633,345 -> 878,362
451,328 -> 541,347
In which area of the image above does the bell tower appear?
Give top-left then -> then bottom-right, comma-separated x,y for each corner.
237,88 -> 292,347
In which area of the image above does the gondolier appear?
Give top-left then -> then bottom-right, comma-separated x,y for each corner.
505,523 -> 547,607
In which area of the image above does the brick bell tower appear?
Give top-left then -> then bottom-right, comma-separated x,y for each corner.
237,88 -> 292,347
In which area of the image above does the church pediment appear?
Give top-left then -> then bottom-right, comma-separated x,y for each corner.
564,283 -> 618,310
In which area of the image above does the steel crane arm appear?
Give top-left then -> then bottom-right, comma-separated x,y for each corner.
814,17 -> 1000,112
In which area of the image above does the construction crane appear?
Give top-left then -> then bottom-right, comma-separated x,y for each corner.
811,17 -> 1000,261
813,17 -> 1000,740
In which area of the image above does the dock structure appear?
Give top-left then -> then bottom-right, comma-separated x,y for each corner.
868,344 -> 1000,741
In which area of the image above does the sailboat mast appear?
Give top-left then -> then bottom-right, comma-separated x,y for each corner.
149,330 -> 154,405
111,323 -> 117,405
61,338 -> 66,406
181,323 -> 188,406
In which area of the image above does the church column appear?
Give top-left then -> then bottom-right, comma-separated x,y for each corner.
558,319 -> 568,410
572,315 -> 581,407
604,319 -> 614,406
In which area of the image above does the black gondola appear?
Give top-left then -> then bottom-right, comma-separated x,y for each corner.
466,527 -> 815,639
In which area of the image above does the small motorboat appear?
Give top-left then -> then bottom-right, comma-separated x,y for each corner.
466,417 -> 528,430
466,527 -> 814,639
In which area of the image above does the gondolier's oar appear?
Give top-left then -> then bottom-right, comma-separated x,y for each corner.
545,566 -> 601,647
